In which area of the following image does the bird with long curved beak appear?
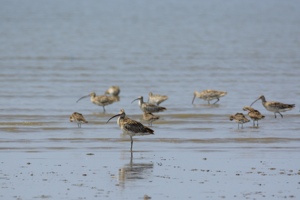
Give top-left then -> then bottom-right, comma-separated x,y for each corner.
106,109 -> 154,151
192,89 -> 227,104
131,96 -> 166,113
76,92 -> 118,113
250,95 -> 295,118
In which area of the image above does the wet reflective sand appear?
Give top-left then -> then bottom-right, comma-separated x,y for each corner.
1,112 -> 300,199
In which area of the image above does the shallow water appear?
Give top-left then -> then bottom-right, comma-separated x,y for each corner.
1,0 -> 300,199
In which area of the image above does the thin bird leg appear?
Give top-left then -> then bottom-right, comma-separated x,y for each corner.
253,120 -> 255,127
130,136 -> 133,152
274,113 -> 277,118
278,112 -> 283,118
102,106 -> 106,113
213,98 -> 220,104
238,123 -> 240,129
257,120 -> 259,127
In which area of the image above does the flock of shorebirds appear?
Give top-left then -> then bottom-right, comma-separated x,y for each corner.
70,86 -> 296,151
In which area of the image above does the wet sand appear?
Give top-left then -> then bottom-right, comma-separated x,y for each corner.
1,113 -> 300,199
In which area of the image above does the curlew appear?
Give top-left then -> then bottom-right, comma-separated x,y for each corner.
250,95 -> 295,118
76,92 -> 118,112
243,106 -> 265,127
229,113 -> 250,129
132,96 -> 166,113
142,111 -> 159,126
148,92 -> 168,105
192,89 -> 227,104
106,109 -> 154,151
105,86 -> 120,96
70,112 -> 88,128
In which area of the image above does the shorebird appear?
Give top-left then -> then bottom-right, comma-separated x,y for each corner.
76,92 -> 118,112
105,86 -> 120,96
229,113 -> 250,129
142,111 -> 159,126
132,96 -> 166,113
192,89 -> 227,104
148,92 -> 168,105
69,112 -> 88,128
106,109 -> 154,151
243,106 -> 265,127
250,95 -> 295,118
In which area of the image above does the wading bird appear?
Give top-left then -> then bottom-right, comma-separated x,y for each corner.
192,89 -> 227,104
76,92 -> 118,113
106,109 -> 154,151
148,92 -> 168,105
69,112 -> 88,128
142,111 -> 159,126
105,86 -> 120,96
132,96 -> 166,113
250,95 -> 295,118
243,106 -> 265,127
229,113 -> 250,129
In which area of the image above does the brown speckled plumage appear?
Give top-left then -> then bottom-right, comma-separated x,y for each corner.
70,112 -> 88,128
250,95 -> 295,118
192,89 -> 227,104
106,109 -> 154,151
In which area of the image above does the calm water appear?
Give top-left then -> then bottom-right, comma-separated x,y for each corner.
1,0 -> 300,199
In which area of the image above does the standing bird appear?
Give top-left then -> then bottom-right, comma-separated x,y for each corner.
148,92 -> 168,105
243,106 -> 265,127
76,92 -> 118,113
106,109 -> 154,151
142,112 -> 160,126
250,95 -> 295,118
229,113 -> 250,129
69,112 -> 88,128
192,89 -> 227,104
132,96 -> 166,113
105,86 -> 120,96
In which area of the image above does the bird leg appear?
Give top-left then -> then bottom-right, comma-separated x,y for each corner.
278,112 -> 283,118
102,106 -> 106,113
213,98 -> 220,104
130,136 -> 133,152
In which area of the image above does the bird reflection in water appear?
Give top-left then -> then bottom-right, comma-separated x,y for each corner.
118,152 -> 153,188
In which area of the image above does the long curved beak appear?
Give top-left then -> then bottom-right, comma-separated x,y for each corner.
106,114 -> 121,123
76,95 -> 90,103
131,97 -> 140,104
192,94 -> 196,104
250,97 -> 260,107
